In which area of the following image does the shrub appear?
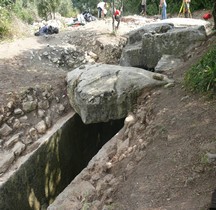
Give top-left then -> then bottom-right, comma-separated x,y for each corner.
184,45 -> 216,95
0,6 -> 12,39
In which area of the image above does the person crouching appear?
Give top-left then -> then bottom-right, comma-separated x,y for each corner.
113,7 -> 122,30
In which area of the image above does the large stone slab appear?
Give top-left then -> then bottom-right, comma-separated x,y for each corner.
67,64 -> 172,124
160,18 -> 212,35
120,22 -> 207,69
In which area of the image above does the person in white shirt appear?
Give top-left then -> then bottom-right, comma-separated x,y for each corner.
97,1 -> 107,19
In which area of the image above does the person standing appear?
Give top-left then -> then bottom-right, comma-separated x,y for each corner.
97,1 -> 106,19
140,0 -> 147,16
159,0 -> 167,20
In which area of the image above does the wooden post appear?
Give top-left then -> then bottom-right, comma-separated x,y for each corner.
112,0 -> 115,33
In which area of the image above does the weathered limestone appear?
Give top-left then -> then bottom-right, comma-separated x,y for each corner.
67,64 -> 172,124
120,22 -> 207,69
160,17 -> 213,35
155,55 -> 183,72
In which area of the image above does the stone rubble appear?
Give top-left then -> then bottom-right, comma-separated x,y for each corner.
0,85 -> 70,175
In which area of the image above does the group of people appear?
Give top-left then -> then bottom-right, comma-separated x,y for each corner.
141,0 -> 191,20
96,0 -> 168,22
140,0 -> 167,19
96,0 -> 216,30
97,1 -> 122,30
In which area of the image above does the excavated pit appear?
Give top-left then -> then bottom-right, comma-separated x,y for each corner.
0,113 -> 124,210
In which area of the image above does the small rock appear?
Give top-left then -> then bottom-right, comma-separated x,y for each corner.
22,101 -> 37,112
52,58 -> 59,63
7,116 -> 15,124
45,116 -> 52,128
23,135 -> 33,145
105,162 -> 112,169
4,133 -> 22,149
43,51 -> 49,56
88,51 -> 98,60
55,97 -> 60,103
164,83 -> 175,88
13,119 -> 21,129
14,108 -> 23,115
7,101 -> 14,109
19,115 -> 28,122
12,141 -> 26,156
35,120 -> 47,134
181,95 -> 189,101
27,95 -> 34,101
117,138 -> 130,154
29,127 -> 38,141
153,73 -> 164,81
91,173 -> 101,182
0,123 -> 13,136
38,100 -> 50,110
58,104 -> 65,114
38,109 -> 45,118
6,111 -> 11,117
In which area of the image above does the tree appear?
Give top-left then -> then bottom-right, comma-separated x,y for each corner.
37,0 -> 60,19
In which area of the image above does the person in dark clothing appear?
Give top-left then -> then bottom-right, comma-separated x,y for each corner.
140,0 -> 147,15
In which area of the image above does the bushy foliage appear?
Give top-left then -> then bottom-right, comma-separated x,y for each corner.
0,6 -> 12,38
13,1 -> 35,24
184,45 -> 216,95
58,0 -> 76,17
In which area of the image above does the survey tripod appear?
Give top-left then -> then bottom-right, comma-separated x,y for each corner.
178,0 -> 192,18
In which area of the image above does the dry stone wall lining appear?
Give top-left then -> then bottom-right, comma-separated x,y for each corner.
0,85 -> 70,177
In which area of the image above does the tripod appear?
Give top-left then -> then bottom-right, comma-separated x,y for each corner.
178,0 -> 192,18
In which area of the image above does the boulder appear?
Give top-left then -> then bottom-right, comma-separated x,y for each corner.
155,55 -> 183,73
67,64 -> 172,124
160,18 -> 213,35
120,22 -> 207,69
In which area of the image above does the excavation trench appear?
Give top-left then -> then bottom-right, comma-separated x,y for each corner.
0,113 -> 124,210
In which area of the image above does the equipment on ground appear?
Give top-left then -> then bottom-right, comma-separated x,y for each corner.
178,0 -> 192,18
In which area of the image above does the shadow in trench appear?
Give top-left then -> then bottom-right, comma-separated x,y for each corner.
0,114 -> 124,210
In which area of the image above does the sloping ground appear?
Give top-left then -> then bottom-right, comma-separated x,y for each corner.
48,19 -> 216,210
0,12 -> 216,210
48,33 -> 216,210
111,35 -> 216,210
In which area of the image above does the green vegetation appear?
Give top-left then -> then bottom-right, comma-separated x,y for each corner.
0,5 -> 13,39
0,0 -> 75,40
184,44 -> 216,95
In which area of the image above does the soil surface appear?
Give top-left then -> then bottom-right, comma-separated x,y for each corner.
1,11 -> 216,210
